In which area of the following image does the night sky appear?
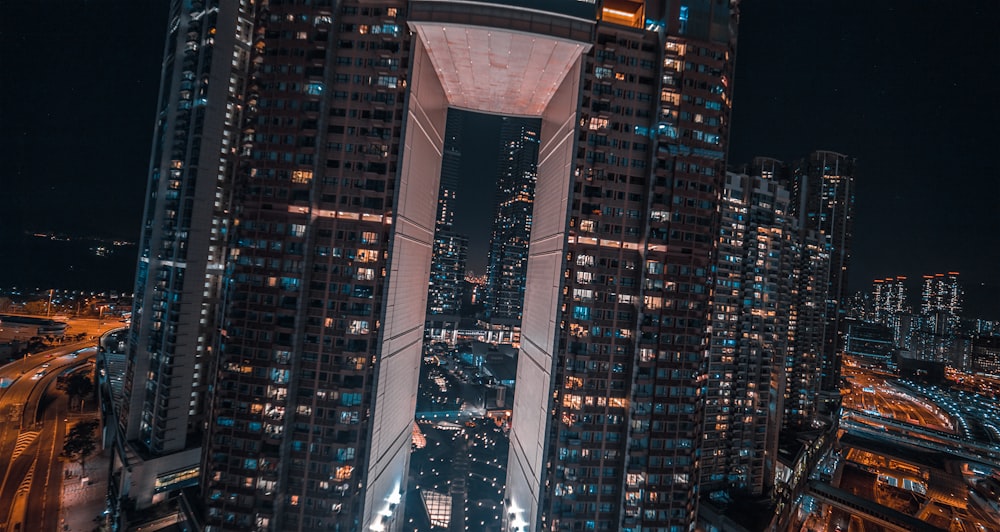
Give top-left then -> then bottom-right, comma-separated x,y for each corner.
1,1 -> 996,318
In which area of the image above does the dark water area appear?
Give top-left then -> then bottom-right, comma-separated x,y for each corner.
0,233 -> 136,292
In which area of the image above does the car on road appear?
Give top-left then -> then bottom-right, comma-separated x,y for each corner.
32,371 -> 45,380
41,363 -> 50,368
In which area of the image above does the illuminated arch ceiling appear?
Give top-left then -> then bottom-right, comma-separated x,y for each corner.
410,22 -> 588,116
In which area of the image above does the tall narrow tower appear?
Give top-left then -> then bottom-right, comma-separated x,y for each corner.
485,117 -> 540,325
427,110 -> 468,317
701,171 -> 795,496
789,151 -> 855,401
114,0 -> 253,515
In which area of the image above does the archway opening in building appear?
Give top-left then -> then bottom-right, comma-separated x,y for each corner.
366,14 -> 591,531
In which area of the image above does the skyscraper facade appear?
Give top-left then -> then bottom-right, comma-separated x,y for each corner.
701,171 -> 794,496
125,1 -> 742,531
782,228 -> 830,427
202,2 -> 411,529
534,3 -> 738,530
484,117 -> 540,324
427,110 -> 467,317
747,156 -> 835,429
787,151 -> 855,406
914,272 -> 963,364
872,275 -> 910,349
113,0 -> 253,516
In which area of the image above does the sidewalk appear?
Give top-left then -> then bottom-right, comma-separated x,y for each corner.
58,445 -> 111,531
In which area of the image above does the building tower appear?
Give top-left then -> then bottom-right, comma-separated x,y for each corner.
701,171 -> 795,496
427,110 -> 468,318
113,0 -> 253,518
872,275 -> 909,348
788,150 -> 855,409
128,1 -> 742,531
749,156 -> 832,428
873,276 -> 908,324
915,272 -> 963,363
484,117 -> 540,325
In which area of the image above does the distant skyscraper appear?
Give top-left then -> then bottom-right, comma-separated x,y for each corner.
873,275 -> 910,348
702,171 -> 795,496
130,1 -> 742,531
427,110 -> 468,317
873,276 -> 909,323
921,272 -> 963,321
484,117 -> 540,325
427,232 -> 468,315
914,272 -> 963,363
112,0 -> 252,520
788,151 -> 856,401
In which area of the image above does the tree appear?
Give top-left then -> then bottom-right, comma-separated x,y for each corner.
58,372 -> 95,411
63,420 -> 99,475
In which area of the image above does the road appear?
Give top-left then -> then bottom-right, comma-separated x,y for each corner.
842,365 -> 954,433
0,341 -> 98,532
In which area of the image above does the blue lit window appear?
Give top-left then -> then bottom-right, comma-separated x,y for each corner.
244,458 -> 258,470
248,422 -> 262,432
573,306 -> 592,320
373,23 -> 399,36
306,82 -> 324,95
679,6 -> 689,21
217,417 -> 234,427
342,392 -> 362,406
657,123 -> 679,139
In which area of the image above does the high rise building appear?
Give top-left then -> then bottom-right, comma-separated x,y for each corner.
701,171 -> 794,496
873,276 -> 908,324
747,156 -> 833,429
914,272 -> 963,363
787,151 -> 855,403
783,222 -> 830,428
426,232 -> 468,316
126,1 -> 741,531
427,110 -> 468,318
112,0 -> 253,518
920,272 -> 963,321
872,275 -> 910,349
484,117 -> 540,325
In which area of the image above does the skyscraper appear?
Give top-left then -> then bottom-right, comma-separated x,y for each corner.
746,156 -> 835,429
124,1 -> 741,531
485,117 -> 540,325
112,0 -> 253,517
783,227 -> 830,427
915,272 -> 963,363
427,110 -> 468,318
872,275 -> 910,349
787,151 -> 855,405
701,171 -> 795,496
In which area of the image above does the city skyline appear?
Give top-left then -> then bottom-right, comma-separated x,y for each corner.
0,2 -> 997,532
2,1 -> 998,320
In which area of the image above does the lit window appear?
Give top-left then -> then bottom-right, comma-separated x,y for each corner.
588,117 -> 609,131
594,66 -> 613,79
348,320 -> 369,335
291,170 -> 312,183
335,466 -> 354,480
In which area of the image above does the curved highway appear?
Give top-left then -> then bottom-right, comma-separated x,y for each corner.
0,342 -> 98,532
